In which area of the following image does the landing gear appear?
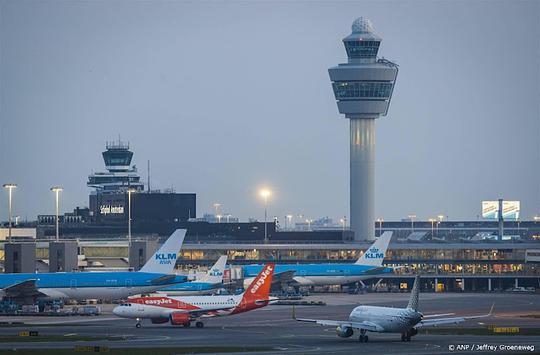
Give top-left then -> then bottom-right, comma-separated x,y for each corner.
401,330 -> 412,342
358,329 -> 369,343
195,321 -> 204,328
135,318 -> 142,328
183,321 -> 191,328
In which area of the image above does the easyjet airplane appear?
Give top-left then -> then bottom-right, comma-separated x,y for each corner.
113,263 -> 275,328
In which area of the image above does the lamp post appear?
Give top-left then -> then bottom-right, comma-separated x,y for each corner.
428,218 -> 436,238
376,218 -> 384,237
260,189 -> 271,243
408,214 -> 416,232
213,203 -> 221,218
3,183 -> 17,243
127,188 -> 137,250
50,186 -> 63,241
286,214 -> 293,230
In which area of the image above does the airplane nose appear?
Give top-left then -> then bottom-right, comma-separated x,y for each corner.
112,307 -> 121,316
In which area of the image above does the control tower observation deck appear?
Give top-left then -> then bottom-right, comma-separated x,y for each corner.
329,18 -> 398,242
87,140 -> 144,193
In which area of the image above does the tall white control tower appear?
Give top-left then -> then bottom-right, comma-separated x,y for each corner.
329,18 -> 398,242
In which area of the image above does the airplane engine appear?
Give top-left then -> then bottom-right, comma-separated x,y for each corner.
410,328 -> 418,336
336,325 -> 354,338
151,317 -> 169,324
170,313 -> 190,326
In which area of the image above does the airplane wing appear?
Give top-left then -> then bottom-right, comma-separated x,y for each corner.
2,279 -> 43,298
416,304 -> 494,328
362,266 -> 389,275
272,270 -> 296,285
150,274 -> 177,285
295,317 -> 382,332
293,306 -> 383,332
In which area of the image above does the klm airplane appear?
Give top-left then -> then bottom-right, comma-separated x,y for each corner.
158,255 -> 228,295
0,229 -> 188,304
243,232 -> 394,288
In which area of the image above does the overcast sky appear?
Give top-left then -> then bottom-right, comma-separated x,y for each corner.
1,0 -> 539,223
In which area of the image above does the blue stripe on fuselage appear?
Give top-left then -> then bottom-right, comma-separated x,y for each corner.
242,264 -> 393,277
160,281 -> 219,292
0,272 -> 187,289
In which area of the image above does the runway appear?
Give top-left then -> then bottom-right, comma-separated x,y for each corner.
0,293 -> 539,354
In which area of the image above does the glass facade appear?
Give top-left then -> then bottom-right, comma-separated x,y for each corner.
333,82 -> 393,99
344,40 -> 380,58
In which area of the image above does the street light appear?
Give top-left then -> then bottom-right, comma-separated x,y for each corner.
376,218 -> 384,237
127,188 -> 137,250
213,203 -> 221,217
428,218 -> 436,238
260,189 -> 271,243
286,214 -> 293,230
3,183 -> 17,243
408,214 -> 416,232
437,214 -> 444,222
50,186 -> 63,241
216,214 -> 222,223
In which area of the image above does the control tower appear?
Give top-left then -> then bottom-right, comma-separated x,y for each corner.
329,18 -> 398,242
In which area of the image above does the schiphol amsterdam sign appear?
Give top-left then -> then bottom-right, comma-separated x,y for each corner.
100,205 -> 125,215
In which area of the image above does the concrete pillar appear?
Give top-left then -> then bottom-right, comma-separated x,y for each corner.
461,278 -> 465,292
515,278 -> 518,288
4,243 -> 36,273
488,278 -> 492,291
350,118 -> 375,242
49,241 -> 78,272
434,278 -> 438,292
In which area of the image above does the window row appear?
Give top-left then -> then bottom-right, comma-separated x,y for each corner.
344,40 -> 380,58
332,82 -> 393,99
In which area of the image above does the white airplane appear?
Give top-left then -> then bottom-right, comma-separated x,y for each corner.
113,263 -> 276,328
158,255 -> 228,295
294,275 -> 494,343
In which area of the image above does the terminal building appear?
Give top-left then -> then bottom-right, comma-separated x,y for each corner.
7,138 -> 534,291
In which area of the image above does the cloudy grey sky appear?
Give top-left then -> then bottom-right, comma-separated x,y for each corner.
1,0 -> 539,223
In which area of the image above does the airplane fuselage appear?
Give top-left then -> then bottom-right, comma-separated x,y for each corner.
243,264 -> 393,287
158,282 -> 222,296
349,305 -> 422,333
0,272 -> 187,301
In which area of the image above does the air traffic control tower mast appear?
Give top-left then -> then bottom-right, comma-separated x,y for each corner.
329,18 -> 398,242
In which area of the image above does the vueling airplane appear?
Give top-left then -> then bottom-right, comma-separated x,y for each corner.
243,232 -> 394,288
295,275 -> 494,342
0,229 -> 188,305
158,255 -> 228,295
113,263 -> 276,328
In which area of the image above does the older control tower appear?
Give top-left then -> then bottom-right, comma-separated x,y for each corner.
329,18 -> 398,242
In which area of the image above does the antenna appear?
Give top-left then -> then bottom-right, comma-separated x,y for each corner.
147,160 -> 151,192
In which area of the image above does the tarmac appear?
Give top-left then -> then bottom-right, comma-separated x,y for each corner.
0,292 -> 539,354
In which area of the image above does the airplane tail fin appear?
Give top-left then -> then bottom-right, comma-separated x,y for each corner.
355,231 -> 393,266
139,229 -> 186,274
407,275 -> 421,311
241,263 -> 275,303
196,255 -> 227,283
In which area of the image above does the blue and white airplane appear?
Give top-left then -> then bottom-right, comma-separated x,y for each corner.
243,232 -> 394,288
0,229 -> 188,304
158,255 -> 228,296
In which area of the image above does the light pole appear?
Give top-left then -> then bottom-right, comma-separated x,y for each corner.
408,214 -> 416,232
260,189 -> 271,243
127,188 -> 136,250
50,186 -> 63,241
3,183 -> 17,243
213,203 -> 221,219
376,218 -> 384,237
306,219 -> 312,231
428,218 -> 436,238
286,215 -> 293,230
217,214 -> 222,223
